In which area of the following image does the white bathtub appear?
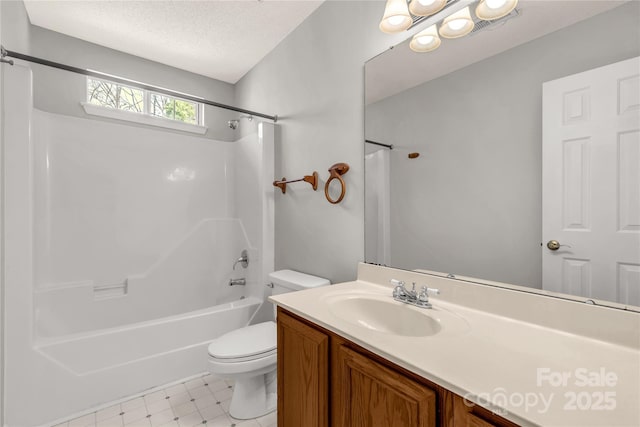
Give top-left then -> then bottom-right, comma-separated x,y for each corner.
35,297 -> 262,376
26,297 -> 262,426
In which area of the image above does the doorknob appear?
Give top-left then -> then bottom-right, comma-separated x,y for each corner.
546,240 -> 571,251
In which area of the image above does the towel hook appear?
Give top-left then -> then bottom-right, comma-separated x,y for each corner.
0,46 -> 14,65
325,163 -> 349,204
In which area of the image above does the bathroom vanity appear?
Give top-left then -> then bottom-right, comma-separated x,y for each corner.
269,264 -> 640,427
276,307 -> 516,427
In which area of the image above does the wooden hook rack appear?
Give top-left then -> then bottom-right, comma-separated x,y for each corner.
273,171 -> 318,194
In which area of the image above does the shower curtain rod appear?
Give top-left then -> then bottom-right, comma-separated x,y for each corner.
365,140 -> 394,150
0,46 -> 278,122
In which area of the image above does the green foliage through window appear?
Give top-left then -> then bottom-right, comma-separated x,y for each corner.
151,94 -> 197,124
87,78 -> 200,125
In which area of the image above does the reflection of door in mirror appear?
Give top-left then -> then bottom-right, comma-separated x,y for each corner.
364,1 -> 640,309
542,56 -> 640,306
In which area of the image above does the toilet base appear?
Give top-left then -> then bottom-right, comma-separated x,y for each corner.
229,370 -> 277,420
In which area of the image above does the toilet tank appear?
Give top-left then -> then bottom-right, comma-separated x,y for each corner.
269,270 -> 330,295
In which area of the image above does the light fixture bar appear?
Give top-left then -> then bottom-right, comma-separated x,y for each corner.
409,0 -> 465,29
409,0 -> 447,18
406,0 -> 474,35
469,7 -> 520,35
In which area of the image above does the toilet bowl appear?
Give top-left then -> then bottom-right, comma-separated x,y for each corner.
207,321 -> 277,419
207,270 -> 330,420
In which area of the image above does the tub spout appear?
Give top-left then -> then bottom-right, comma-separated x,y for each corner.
229,278 -> 246,286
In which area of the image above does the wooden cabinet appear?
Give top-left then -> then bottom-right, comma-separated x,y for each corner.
334,344 -> 436,427
277,308 -> 329,427
277,307 -> 519,427
452,393 -> 512,427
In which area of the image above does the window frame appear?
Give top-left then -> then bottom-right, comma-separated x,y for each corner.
83,77 -> 207,134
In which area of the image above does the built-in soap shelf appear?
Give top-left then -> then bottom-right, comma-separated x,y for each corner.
93,280 -> 128,300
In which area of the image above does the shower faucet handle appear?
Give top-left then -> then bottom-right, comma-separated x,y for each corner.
233,249 -> 249,270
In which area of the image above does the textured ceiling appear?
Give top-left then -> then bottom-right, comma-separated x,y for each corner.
23,0 -> 323,84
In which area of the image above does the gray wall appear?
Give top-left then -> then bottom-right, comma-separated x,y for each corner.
235,1 -> 401,283
366,3 -> 640,288
1,1 -> 239,142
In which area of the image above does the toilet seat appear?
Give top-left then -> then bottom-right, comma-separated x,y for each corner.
209,348 -> 276,364
208,321 -> 276,363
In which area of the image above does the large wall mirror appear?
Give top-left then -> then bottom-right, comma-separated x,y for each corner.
364,0 -> 640,310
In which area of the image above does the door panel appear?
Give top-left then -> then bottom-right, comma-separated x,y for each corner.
277,309 -> 329,427
543,56 -> 640,305
335,345 -> 436,427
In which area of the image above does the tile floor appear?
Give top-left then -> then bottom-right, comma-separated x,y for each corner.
52,374 -> 276,427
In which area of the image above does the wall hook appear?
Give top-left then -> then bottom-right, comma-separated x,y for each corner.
0,46 -> 14,65
273,172 -> 318,194
325,162 -> 349,204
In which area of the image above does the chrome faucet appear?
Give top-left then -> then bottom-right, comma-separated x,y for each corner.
229,278 -> 246,286
391,279 -> 439,309
233,249 -> 249,270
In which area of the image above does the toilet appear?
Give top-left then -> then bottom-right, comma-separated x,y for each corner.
207,269 -> 330,420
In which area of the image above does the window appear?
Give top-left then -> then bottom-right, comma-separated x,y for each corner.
150,93 -> 198,124
87,78 -> 144,113
86,77 -> 201,126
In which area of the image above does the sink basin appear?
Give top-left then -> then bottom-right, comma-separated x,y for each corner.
326,295 -> 442,337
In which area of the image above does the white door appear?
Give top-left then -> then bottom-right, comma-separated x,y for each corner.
542,56 -> 640,306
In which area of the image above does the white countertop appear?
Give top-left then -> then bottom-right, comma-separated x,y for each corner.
270,277 -> 640,427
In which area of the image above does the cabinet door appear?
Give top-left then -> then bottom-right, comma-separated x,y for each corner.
452,394 -> 519,427
467,413 -> 499,427
277,310 -> 329,427
335,344 -> 436,427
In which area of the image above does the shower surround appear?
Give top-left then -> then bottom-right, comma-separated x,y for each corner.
3,63 -> 275,426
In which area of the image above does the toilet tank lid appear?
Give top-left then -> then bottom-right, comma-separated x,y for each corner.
268,269 -> 330,289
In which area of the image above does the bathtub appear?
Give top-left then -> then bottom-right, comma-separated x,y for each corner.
35,296 -> 262,376
17,297 -> 262,426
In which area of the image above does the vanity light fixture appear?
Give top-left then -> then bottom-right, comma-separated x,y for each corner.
379,0 -> 413,33
409,0 -> 447,17
379,0 -> 520,53
475,0 -> 518,20
410,25 -> 441,52
439,6 -> 475,38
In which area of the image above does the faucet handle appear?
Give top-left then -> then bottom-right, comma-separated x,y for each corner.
391,279 -> 406,299
418,286 -> 429,302
233,249 -> 249,270
415,286 -> 439,308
